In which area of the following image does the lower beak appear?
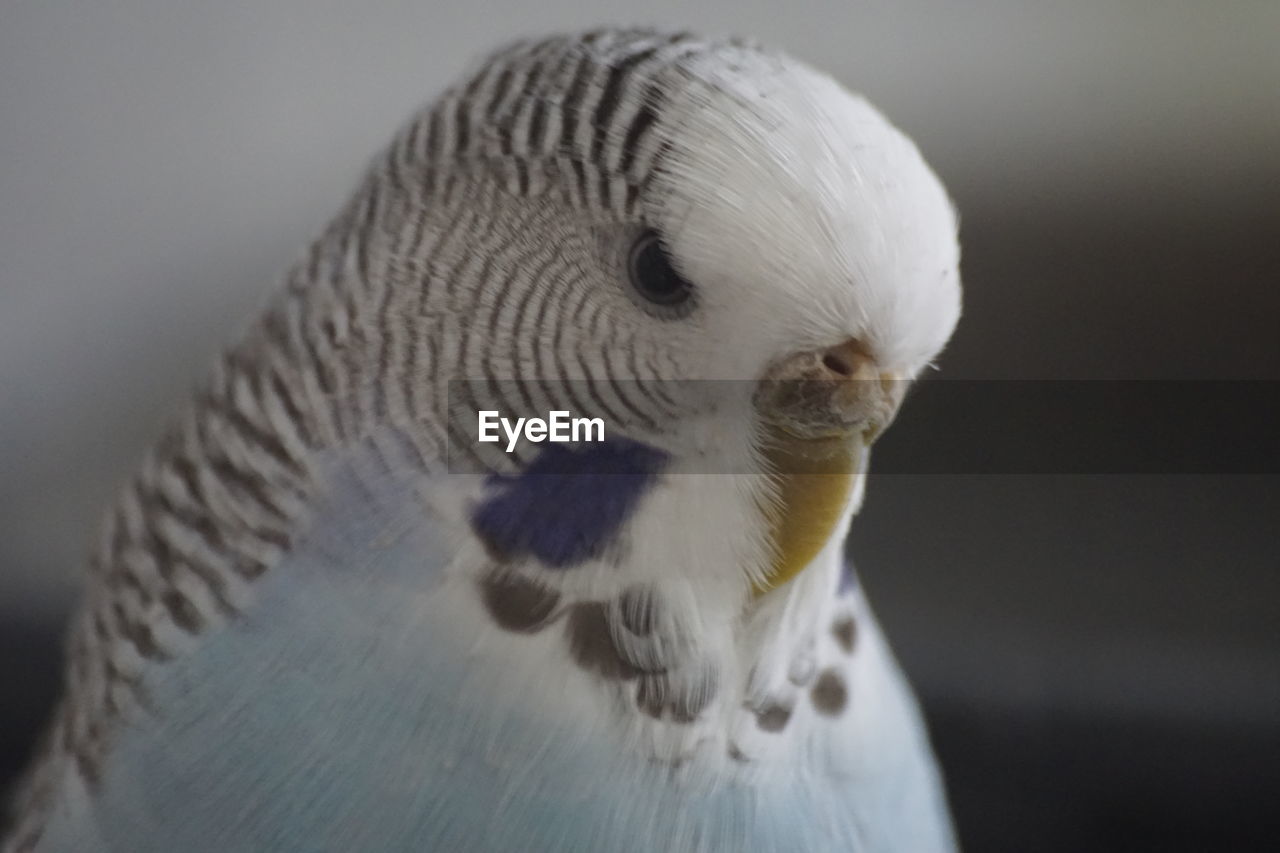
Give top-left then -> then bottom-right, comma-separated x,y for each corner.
751,340 -> 906,595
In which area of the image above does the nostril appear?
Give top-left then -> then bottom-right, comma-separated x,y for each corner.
822,351 -> 855,377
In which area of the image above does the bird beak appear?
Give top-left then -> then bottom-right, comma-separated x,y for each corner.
751,340 -> 907,595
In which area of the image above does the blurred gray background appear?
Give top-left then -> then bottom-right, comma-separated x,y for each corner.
2,2 -> 1278,850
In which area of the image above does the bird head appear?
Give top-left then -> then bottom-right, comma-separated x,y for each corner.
317,28 -> 961,594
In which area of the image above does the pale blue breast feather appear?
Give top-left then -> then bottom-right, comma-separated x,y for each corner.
35,450 -> 946,852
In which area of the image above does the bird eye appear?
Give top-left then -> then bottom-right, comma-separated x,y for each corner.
627,230 -> 695,314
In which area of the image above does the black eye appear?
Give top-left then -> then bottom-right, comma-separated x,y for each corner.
627,230 -> 695,313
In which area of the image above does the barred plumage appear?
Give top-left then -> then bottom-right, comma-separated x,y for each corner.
4,30 -> 749,848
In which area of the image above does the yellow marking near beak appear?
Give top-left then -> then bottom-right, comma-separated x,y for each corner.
753,432 -> 862,596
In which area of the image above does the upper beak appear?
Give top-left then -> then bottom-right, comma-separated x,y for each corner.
754,339 -> 908,446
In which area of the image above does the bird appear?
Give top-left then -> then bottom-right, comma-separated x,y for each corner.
4,27 -> 962,852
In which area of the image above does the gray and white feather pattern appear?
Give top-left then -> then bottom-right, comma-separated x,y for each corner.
5,28 -> 961,852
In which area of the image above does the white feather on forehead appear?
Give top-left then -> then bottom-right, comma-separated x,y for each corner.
648,45 -> 961,377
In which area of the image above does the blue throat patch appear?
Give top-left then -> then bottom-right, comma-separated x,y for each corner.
470,438 -> 669,569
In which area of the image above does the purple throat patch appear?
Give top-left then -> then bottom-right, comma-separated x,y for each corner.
470,438 -> 669,568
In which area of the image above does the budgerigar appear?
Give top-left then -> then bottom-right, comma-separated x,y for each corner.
5,29 -> 962,852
